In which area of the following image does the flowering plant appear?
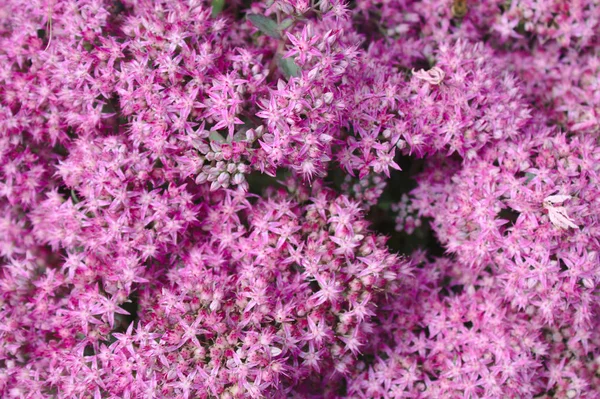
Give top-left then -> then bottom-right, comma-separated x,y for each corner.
1,0 -> 599,398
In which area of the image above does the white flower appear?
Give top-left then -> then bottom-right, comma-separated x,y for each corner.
270,346 -> 282,357
411,66 -> 445,85
543,195 -> 578,230
544,194 -> 573,204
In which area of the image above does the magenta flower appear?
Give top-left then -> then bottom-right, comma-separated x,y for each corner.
1,0 -> 600,397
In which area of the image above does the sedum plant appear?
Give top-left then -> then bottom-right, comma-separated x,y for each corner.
0,0 -> 599,397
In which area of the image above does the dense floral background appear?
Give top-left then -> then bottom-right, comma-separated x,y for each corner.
1,0 -> 599,397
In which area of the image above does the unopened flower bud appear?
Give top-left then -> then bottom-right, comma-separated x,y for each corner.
217,172 -> 230,185
232,173 -> 245,185
210,180 -> 221,191
209,299 -> 221,311
195,172 -> 208,184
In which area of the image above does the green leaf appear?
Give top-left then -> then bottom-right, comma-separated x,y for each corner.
279,18 -> 294,30
247,14 -> 281,39
71,189 -> 80,204
209,130 -> 225,143
278,56 -> 300,79
232,129 -> 247,142
211,0 -> 225,17
525,172 -> 536,183
378,200 -> 392,211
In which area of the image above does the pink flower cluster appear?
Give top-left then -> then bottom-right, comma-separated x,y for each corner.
1,0 -> 599,398
410,124 -> 600,330
346,257 -> 600,398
